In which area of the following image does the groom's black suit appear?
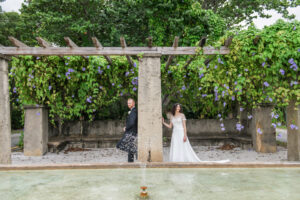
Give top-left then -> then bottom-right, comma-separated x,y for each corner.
116,107 -> 138,162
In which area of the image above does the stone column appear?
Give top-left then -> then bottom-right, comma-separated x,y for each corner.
24,105 -> 48,156
286,100 -> 300,161
248,104 -> 277,153
138,54 -> 163,162
0,58 -> 11,164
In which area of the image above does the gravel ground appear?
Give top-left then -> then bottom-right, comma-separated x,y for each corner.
10,145 -> 295,165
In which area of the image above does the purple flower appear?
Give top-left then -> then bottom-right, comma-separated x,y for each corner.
240,107 -> 244,112
220,123 -> 224,127
65,63 -> 69,66
72,95 -> 74,98
57,75 -> 61,78
223,102 -> 226,107
279,69 -> 285,75
86,96 -> 92,103
13,87 -> 17,93
68,68 -> 75,73
271,123 -> 276,128
202,94 -> 207,97
16,99 -> 19,102
133,62 -> 137,68
257,128 -> 262,134
168,70 -> 172,74
218,58 -> 224,64
48,85 -> 52,91
268,97 -> 273,102
290,81 -> 298,86
218,114 -> 221,118
107,65 -> 110,69
221,127 -> 226,131
99,86 -> 103,90
98,70 -> 103,74
198,87 -> 202,90
293,26 -> 296,31
112,83 -> 115,86
278,133 -> 282,138
133,87 -> 137,91
245,68 -> 248,72
263,82 -> 269,87
288,58 -> 295,65
234,81 -> 237,85
274,114 -> 279,119
67,57 -> 70,60
33,85 -> 36,88
262,62 -> 266,67
277,122 -> 282,126
290,124 -> 299,130
236,123 -> 244,131
206,63 -> 210,68
252,52 -> 256,56
298,49 -> 300,52
199,73 -> 204,79
290,63 -> 298,71
182,86 -> 186,90
125,72 -> 130,76
36,57 -> 40,60
120,92 -> 123,96
82,67 -> 86,71
215,93 -> 219,101
248,115 -> 253,119
36,112 -> 40,116
231,96 -> 235,101
214,65 -> 218,69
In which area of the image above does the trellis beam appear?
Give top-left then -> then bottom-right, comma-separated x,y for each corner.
8,37 -> 28,48
120,37 -> 134,67
92,37 -> 113,65
36,37 -> 52,48
165,36 -> 179,70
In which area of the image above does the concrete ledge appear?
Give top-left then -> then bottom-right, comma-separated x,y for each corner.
1,162 -> 300,171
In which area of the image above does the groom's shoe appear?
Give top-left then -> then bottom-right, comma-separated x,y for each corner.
128,153 -> 134,162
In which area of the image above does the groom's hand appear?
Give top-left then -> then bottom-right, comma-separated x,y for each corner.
123,127 -> 126,132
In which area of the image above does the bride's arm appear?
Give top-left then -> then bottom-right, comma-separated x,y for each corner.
162,118 -> 173,129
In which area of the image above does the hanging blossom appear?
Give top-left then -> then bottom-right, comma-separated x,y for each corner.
288,58 -> 298,71
236,123 -> 244,131
218,58 -> 224,64
263,82 -> 269,87
248,115 -> 253,119
271,123 -> 277,128
182,86 -> 186,90
86,96 -> 92,103
290,124 -> 299,130
257,128 -> 262,134
279,69 -> 285,75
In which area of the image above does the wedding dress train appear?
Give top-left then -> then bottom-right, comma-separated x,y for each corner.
169,114 -> 229,163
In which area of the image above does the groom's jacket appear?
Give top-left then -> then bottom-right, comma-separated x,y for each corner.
125,107 -> 137,135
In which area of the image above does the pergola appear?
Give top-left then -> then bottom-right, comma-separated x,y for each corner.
0,36 -> 232,164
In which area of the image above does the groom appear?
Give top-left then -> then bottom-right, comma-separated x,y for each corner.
116,98 -> 138,162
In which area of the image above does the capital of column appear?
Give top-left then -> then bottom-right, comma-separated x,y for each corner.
0,58 -> 9,72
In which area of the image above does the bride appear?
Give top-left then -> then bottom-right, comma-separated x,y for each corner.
162,103 -> 229,163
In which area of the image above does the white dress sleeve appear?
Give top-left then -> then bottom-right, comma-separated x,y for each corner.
182,114 -> 186,121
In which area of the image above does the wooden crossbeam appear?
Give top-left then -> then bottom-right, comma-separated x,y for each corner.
147,37 -> 153,48
64,37 -> 78,48
165,36 -> 179,70
120,37 -> 134,67
184,37 -> 207,68
92,37 -> 113,65
8,36 -> 28,48
0,46 -> 229,56
36,37 -> 51,48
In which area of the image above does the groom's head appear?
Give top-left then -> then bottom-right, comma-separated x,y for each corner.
127,98 -> 135,109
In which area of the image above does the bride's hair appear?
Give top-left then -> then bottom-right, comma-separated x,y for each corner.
172,103 -> 182,116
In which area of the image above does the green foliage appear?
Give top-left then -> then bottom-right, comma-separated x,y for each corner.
18,131 -> 24,149
160,20 -> 299,119
10,56 -> 139,123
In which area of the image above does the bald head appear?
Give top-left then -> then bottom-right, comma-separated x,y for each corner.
127,98 -> 135,109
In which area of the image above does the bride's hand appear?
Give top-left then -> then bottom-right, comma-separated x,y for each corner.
183,135 -> 187,142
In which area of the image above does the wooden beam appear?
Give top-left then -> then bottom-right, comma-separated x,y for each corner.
8,36 -> 28,48
64,37 -> 78,48
91,37 -> 113,65
147,37 -> 153,48
120,37 -> 134,67
184,37 -> 207,69
165,36 -> 179,70
0,46 -> 230,56
36,37 -> 51,48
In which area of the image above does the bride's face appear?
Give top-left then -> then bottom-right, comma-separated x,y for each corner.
176,105 -> 181,112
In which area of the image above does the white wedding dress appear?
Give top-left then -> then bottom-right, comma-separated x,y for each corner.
169,114 -> 229,163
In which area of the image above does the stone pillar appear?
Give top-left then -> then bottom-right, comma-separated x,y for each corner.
0,58 -> 11,164
248,104 -> 277,153
138,54 -> 163,162
24,105 -> 48,156
286,100 -> 300,161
